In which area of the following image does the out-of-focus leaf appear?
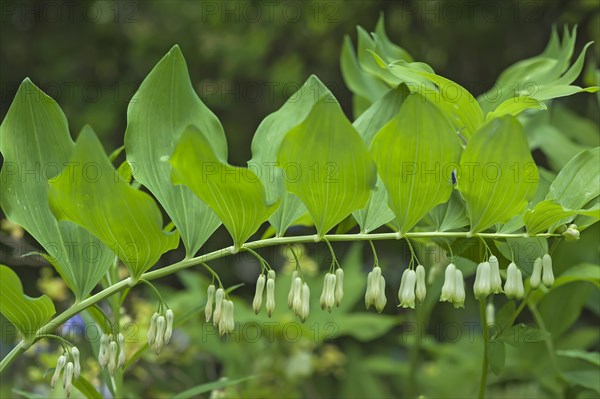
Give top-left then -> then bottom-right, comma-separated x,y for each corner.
371,93 -> 462,233
551,105 -> 600,148
72,375 -> 103,399
352,85 -> 410,233
485,96 -> 547,121
554,263 -> 600,288
538,282 -> 593,337
563,370 -> 600,394
332,314 -> 398,342
488,339 -> 506,375
48,127 -> 179,280
277,98 -> 376,237
457,116 -> 539,232
125,45 -> 223,257
0,79 -> 113,300
171,125 -> 277,249
501,324 -> 550,346
557,350 -> 600,366
172,376 -> 255,399
0,265 -> 55,342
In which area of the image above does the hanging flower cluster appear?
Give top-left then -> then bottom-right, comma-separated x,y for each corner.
99,332 -> 127,375
50,347 -> 80,398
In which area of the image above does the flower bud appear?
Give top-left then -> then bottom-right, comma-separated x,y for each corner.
288,270 -> 298,309
71,347 -> 80,380
108,341 -> 118,376
213,288 -> 225,326
252,274 -> 266,314
542,253 -> 554,287
147,312 -> 159,346
415,265 -> 426,303
50,354 -> 66,389
365,267 -> 383,309
205,284 -> 215,322
164,309 -> 174,345
155,316 -> 166,354
321,273 -> 336,312
300,283 -> 310,322
268,269 -> 276,280
218,300 -> 230,336
266,278 -> 276,317
64,361 -> 74,398
452,269 -> 465,308
515,268 -> 525,299
473,262 -> 491,300
399,269 -> 416,309
440,263 -> 456,302
99,333 -> 109,368
117,333 -> 126,368
374,275 -> 387,313
227,300 -> 235,332
292,276 -> 303,314
365,270 -> 375,309
562,224 -> 580,241
530,257 -> 542,289
488,256 -> 503,294
334,268 -> 344,306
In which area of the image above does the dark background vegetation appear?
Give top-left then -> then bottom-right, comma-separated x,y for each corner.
1,1 -> 599,398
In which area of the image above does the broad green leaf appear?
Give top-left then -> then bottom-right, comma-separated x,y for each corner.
554,263 -> 600,288
48,127 -> 179,280
0,79 -> 114,300
546,147 -> 600,209
371,92 -> 462,233
485,96 -> 547,121
500,324 -> 550,346
488,339 -> 506,375
563,370 -> 600,394
539,282 -> 593,337
0,265 -> 55,343
386,64 -> 484,139
249,76 -> 332,236
457,116 -> 539,233
557,350 -> 600,366
332,314 -> 398,342
277,98 -> 377,237
352,85 -> 410,233
524,200 -> 599,234
171,125 -> 277,249
125,45 -> 223,257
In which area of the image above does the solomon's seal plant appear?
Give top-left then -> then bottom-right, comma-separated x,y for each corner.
1,16 -> 599,399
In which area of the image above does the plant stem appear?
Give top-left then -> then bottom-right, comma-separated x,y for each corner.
0,231 -> 560,374
478,299 -> 489,399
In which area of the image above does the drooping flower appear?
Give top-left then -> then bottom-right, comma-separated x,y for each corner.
452,269 -> 465,308
213,288 -> 225,326
288,270 -> 299,309
205,284 -> 216,322
300,283 -> 310,322
71,347 -> 80,380
108,341 -> 118,376
154,316 -> 166,355
64,361 -> 74,398
164,309 -> 174,345
374,274 -> 387,313
117,333 -> 126,368
50,354 -> 66,389
266,277 -> 276,317
440,263 -> 456,302
99,333 -> 110,368
399,269 -> 416,309
473,262 -> 492,300
504,262 -> 524,299
252,274 -> 266,314
365,266 -> 383,310
488,256 -> 503,294
542,253 -> 554,287
320,273 -> 337,312
530,257 -> 542,289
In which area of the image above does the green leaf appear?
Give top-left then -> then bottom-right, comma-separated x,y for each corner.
557,350 -> 600,366
249,76 -> 332,236
276,95 -> 377,236
485,96 -> 547,121
546,147 -> 600,209
352,85 -> 410,233
386,64 -> 484,139
525,200 -> 599,234
563,370 -> 600,394
501,324 -> 550,346
0,265 -> 55,342
125,45 -> 223,257
0,79 -> 114,300
48,126 -> 179,280
172,376 -> 255,399
538,282 -> 593,337
332,314 -> 398,342
171,125 -> 277,249
371,92 -> 462,233
457,116 -> 539,232
72,375 -> 103,399
554,263 -> 600,288
488,339 -> 506,375
427,190 -> 469,232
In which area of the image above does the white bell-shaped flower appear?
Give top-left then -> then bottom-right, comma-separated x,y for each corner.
205,284 -> 215,322
452,269 -> 465,308
334,268 -> 344,306
530,257 -> 542,289
488,256 -> 503,294
473,262 -> 492,300
440,263 -> 456,302
415,265 -> 426,303
504,262 -> 524,299
252,274 -> 266,314
266,278 -> 276,317
50,354 -> 66,389
542,253 -> 554,287
399,269 -> 416,309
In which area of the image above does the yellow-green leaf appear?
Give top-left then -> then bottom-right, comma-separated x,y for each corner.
371,92 -> 462,233
0,265 -> 55,343
457,116 -> 539,233
276,97 -> 377,237
171,125 -> 278,250
48,127 -> 179,280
